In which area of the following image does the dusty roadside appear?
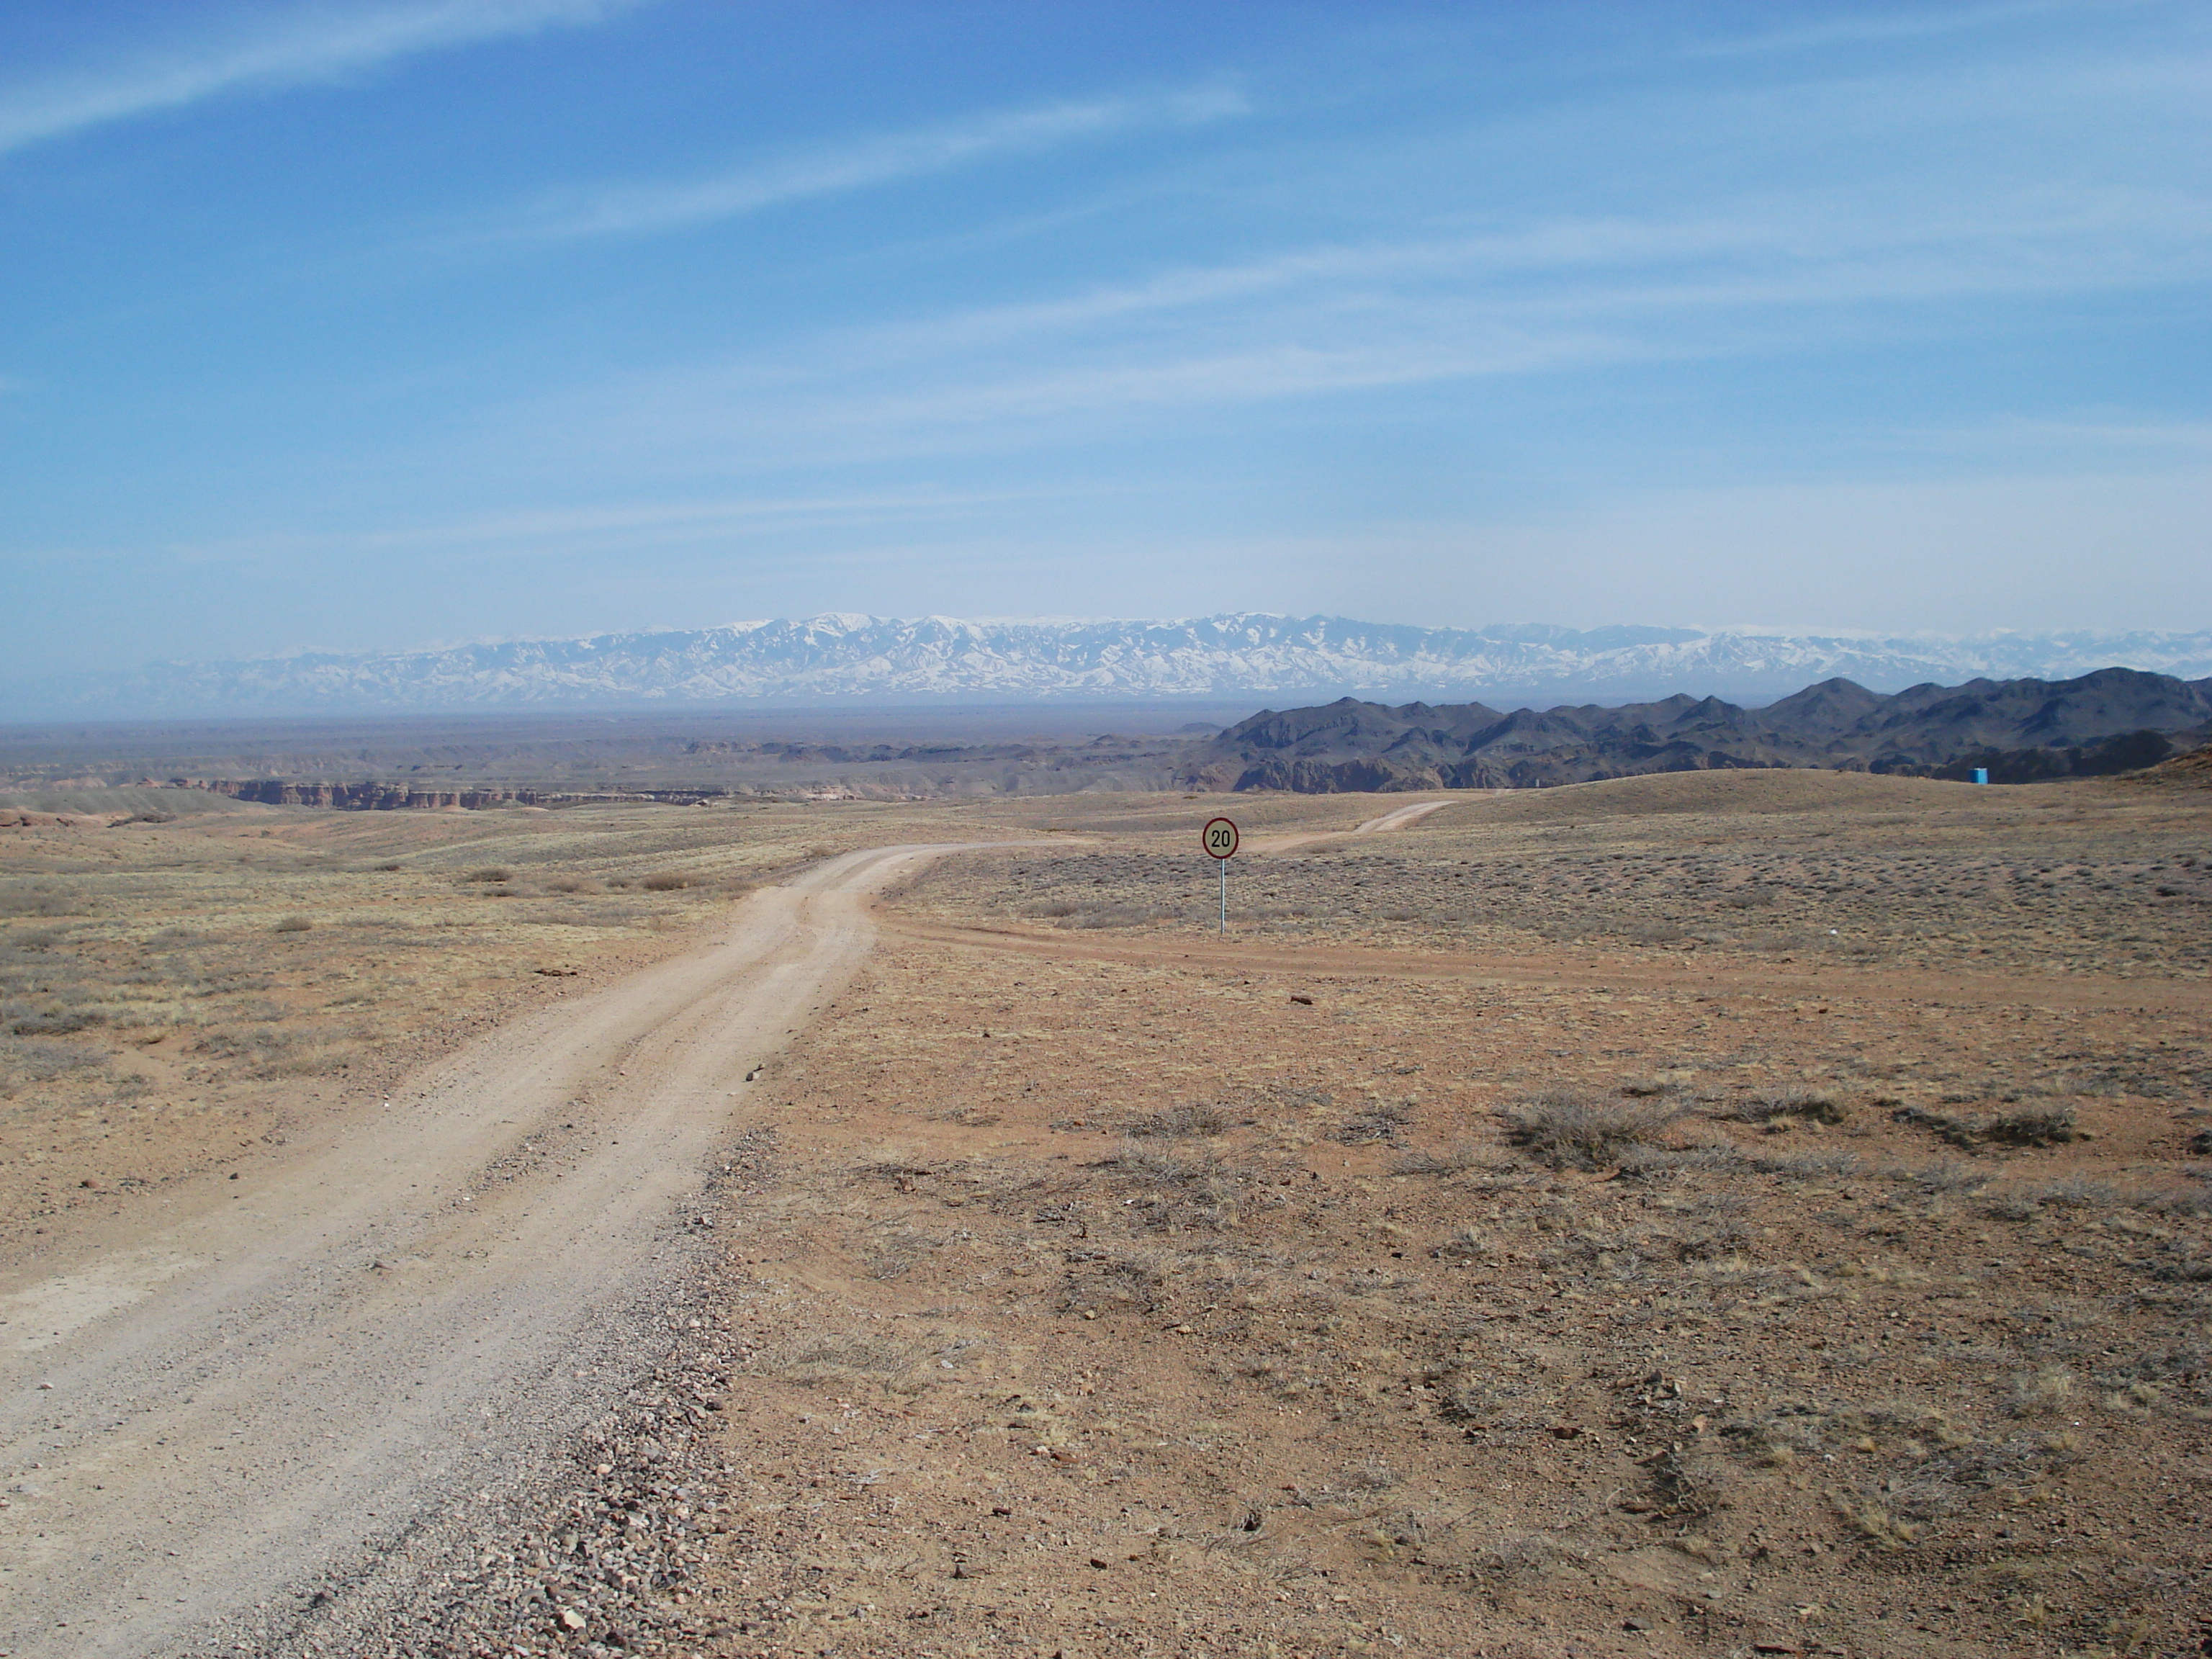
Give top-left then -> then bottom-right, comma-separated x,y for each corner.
6,776 -> 2208,1658
0,799 -> 1032,1658
649,776 -> 2205,1659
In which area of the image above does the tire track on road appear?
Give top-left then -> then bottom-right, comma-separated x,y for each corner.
0,840 -> 1045,1659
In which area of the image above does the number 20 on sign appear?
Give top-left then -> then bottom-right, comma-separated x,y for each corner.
1202,817 -> 1238,935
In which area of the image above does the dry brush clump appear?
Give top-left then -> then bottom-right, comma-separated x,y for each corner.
1123,1101 -> 1231,1138
2008,1364 -> 2076,1416
1732,1087 -> 1849,1125
1894,1101 -> 2085,1151
0,1035 -> 107,1092
1391,1143 -> 1492,1177
1058,1246 -> 1174,1316
756,1331 -> 927,1393
0,886 -> 90,917
1100,1140 -> 1246,1231
1498,1089 -> 1683,1169
1331,1100 -> 1415,1146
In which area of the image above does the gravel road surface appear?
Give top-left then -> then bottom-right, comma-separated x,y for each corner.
0,843 -> 1025,1659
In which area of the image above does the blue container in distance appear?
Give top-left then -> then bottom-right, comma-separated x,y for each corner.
1972,768 -> 1990,785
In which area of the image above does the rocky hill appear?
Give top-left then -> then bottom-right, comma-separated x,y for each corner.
17,614 -> 2212,716
1182,667 -> 2212,791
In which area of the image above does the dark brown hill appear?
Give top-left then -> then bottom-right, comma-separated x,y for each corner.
1183,666 -> 2212,791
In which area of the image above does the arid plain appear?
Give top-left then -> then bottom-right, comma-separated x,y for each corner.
3,768 -> 2208,1658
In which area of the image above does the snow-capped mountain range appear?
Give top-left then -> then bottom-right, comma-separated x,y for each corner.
26,615 -> 2212,716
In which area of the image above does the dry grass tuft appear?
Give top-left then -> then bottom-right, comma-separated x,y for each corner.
1333,1100 -> 1415,1146
1392,1143 -> 1492,1177
1125,1102 -> 1231,1138
761,1332 -> 925,1393
1980,1105 -> 2087,1146
1638,1444 -> 1725,1520
1895,1102 -> 2083,1150
2008,1365 -> 2075,1416
1735,1087 -> 1849,1125
1501,1090 -> 1683,1169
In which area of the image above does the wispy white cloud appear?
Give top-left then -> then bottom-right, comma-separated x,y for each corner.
822,179 -> 2208,371
472,84 -> 1249,243
1681,0 -> 2143,59
565,168 -> 2206,467
102,485 -> 1048,572
1900,413 -> 2212,456
0,0 -> 646,158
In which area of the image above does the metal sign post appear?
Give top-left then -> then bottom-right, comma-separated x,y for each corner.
1202,817 -> 1238,935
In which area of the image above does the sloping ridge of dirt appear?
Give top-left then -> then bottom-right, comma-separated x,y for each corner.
2128,739 -> 2212,786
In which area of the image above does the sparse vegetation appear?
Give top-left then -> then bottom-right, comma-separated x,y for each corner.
760,1332 -> 924,1392
1735,1087 -> 1848,1124
9,768 -> 2210,1655
1500,1089 -> 1681,1168
1123,1101 -> 1229,1138
1331,1100 -> 1413,1146
2008,1364 -> 2076,1416
1897,1100 -> 2084,1148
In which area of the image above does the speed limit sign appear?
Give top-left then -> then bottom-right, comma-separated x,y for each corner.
1201,817 -> 1238,935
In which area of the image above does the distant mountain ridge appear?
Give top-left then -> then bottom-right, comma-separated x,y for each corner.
17,613 -> 2212,716
1183,667 -> 2212,792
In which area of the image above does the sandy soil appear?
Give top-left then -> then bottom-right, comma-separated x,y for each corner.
4,775 -> 2208,1658
641,775 -> 2206,1659
0,807 -> 1041,1657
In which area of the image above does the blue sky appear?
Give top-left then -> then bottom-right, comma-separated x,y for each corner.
1,0 -> 2206,676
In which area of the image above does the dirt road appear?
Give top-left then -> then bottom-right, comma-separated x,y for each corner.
1246,793 -> 1472,852
0,842 -> 1031,1659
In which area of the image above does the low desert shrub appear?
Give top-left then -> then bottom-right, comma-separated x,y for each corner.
0,1036 -> 106,1088
1982,1105 -> 2085,1146
0,888 -> 84,917
464,867 -> 513,884
2015,1174 -> 2115,1210
1736,1088 -> 1848,1125
1637,1444 -> 1725,1520
1882,1159 -> 1988,1195
1333,1101 -> 1415,1146
1501,1090 -> 1682,1169
642,872 -> 698,891
761,1332 -> 924,1393
272,915 -> 312,933
2008,1366 -> 2074,1416
1393,1143 -> 1491,1177
8,1004 -> 107,1035
1895,1102 -> 2082,1150
1125,1102 -> 1230,1138
1747,1148 -> 1861,1179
